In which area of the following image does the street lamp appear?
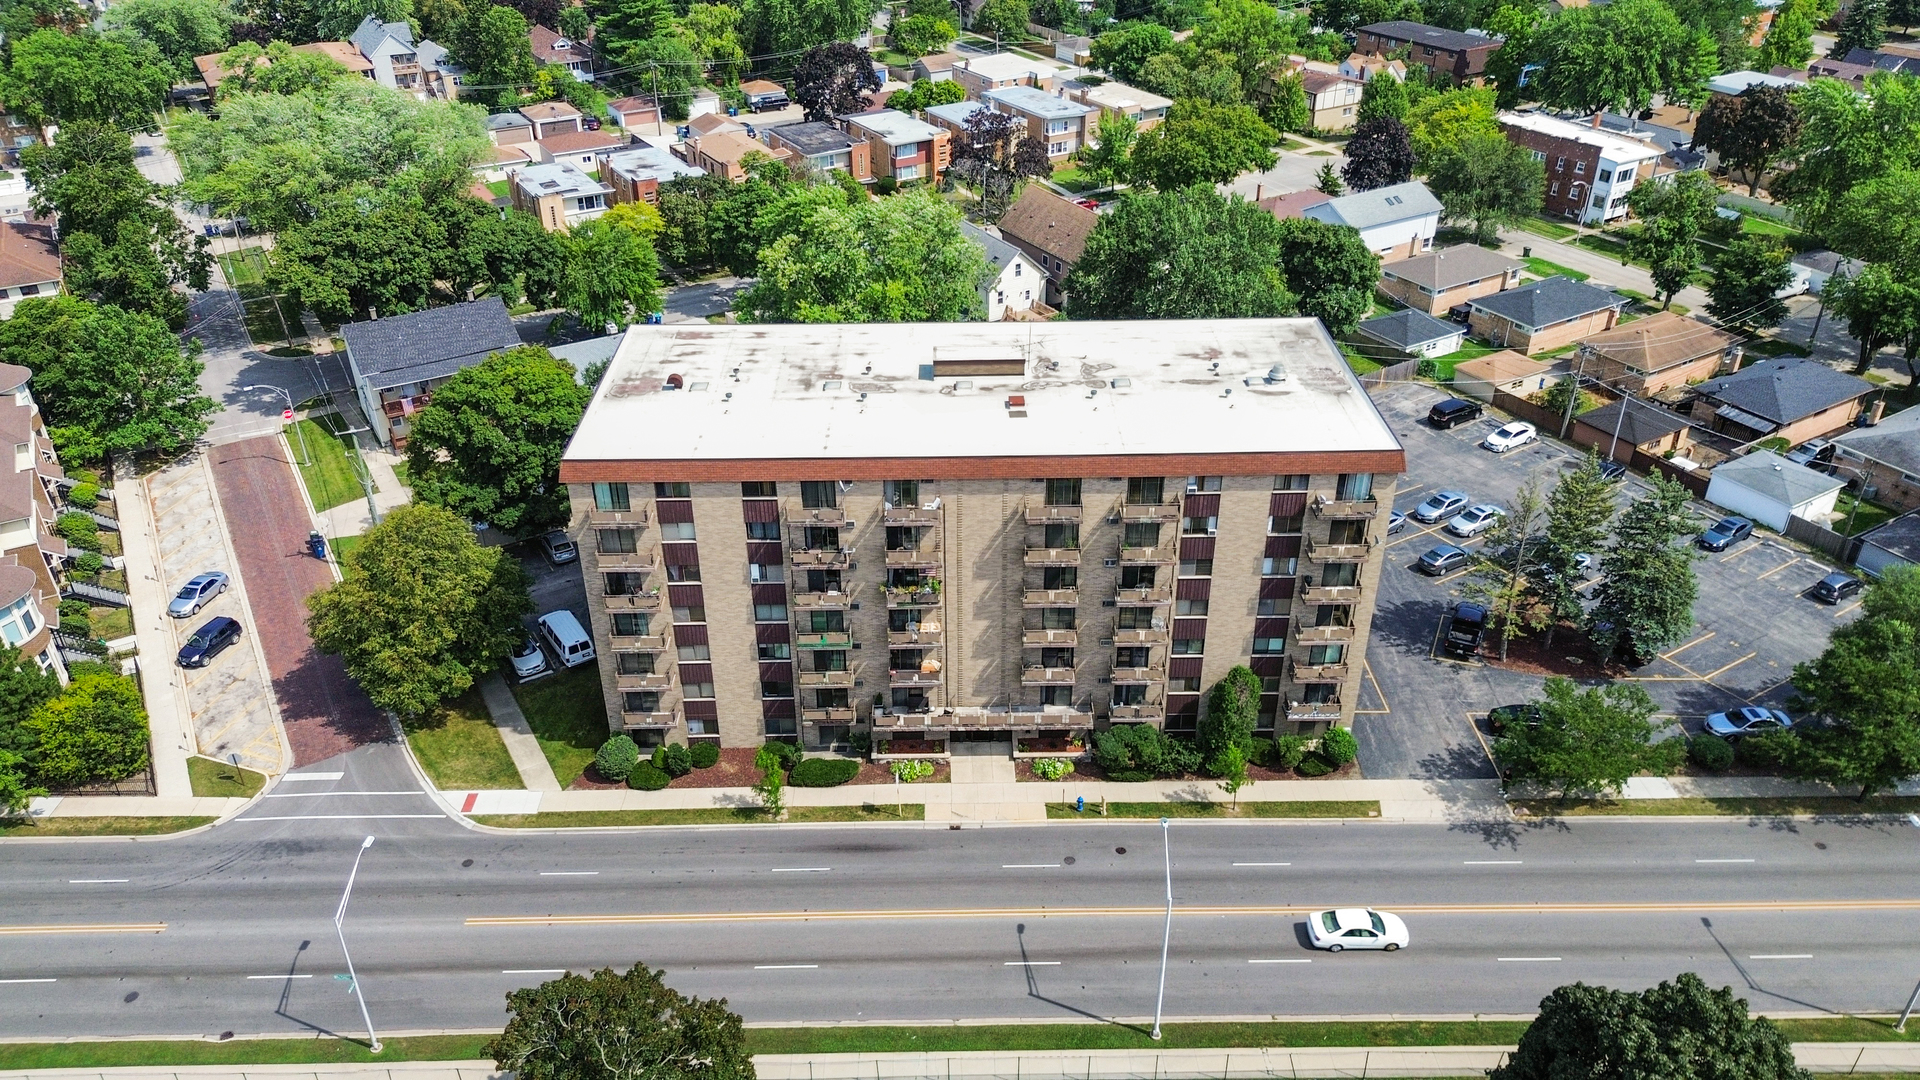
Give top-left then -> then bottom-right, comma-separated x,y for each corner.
335,835 -> 382,1053
1151,817 -> 1171,1041
244,384 -> 310,467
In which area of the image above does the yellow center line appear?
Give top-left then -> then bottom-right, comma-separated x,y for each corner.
466,900 -> 1920,927
0,923 -> 167,935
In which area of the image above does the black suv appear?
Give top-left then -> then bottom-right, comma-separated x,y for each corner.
1428,398 -> 1484,429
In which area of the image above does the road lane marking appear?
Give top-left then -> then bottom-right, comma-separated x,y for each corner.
279,772 -> 344,781
755,964 -> 820,969
1005,961 -> 1060,966
1002,864 -> 1060,869
0,923 -> 165,935
502,969 -> 568,974
262,791 -> 426,798
1756,557 -> 1802,581
68,879 -> 129,884
1249,959 -> 1312,964
0,978 -> 57,984
1498,957 -> 1562,962
1232,862 -> 1291,867
769,868 -> 831,873
1464,861 -> 1522,865
1696,859 -> 1756,863
246,974 -> 312,979
540,872 -> 600,877
1749,954 -> 1813,959
237,814 -> 446,821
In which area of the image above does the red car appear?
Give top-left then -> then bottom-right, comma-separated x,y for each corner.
1075,198 -> 1099,210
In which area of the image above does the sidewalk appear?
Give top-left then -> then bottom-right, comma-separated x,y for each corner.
113,458 -> 195,799
26,795 -> 251,819
475,674 -> 559,792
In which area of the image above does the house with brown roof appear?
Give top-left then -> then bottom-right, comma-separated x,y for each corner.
1300,70 -> 1364,131
534,128 -> 628,170
996,185 -> 1097,307
912,53 -> 963,82
1355,21 -> 1502,85
518,100 -> 584,139
688,130 -> 792,181
1257,188 -> 1332,219
1378,244 -> 1522,314
1450,350 -> 1563,401
0,222 -> 59,320
606,95 -> 661,130
1576,312 -> 1740,395
293,40 -> 376,79
530,25 -> 590,78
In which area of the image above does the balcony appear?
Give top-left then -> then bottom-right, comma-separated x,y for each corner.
609,634 -> 669,651
885,587 -> 941,608
1021,665 -> 1077,685
790,548 -> 854,569
1293,623 -> 1355,643
1302,583 -> 1363,604
596,549 -> 657,572
602,591 -> 662,612
381,392 -> 430,418
1109,704 -> 1166,721
1312,494 -> 1380,519
1112,627 -> 1170,645
616,671 -> 673,691
1023,628 -> 1078,646
1110,666 -> 1164,684
1120,501 -> 1182,523
1291,659 -> 1350,681
1115,583 -> 1173,604
1025,500 -> 1084,524
885,545 -> 942,569
1287,699 -> 1343,723
793,630 -> 853,649
1120,545 -> 1177,565
587,506 -> 650,526
1305,536 -> 1374,562
890,667 -> 942,687
1024,546 -> 1081,567
787,502 -> 847,527
621,710 -> 680,729
802,707 -> 857,723
798,670 -> 855,688
884,504 -> 940,526
1023,588 -> 1077,607
888,626 -> 943,646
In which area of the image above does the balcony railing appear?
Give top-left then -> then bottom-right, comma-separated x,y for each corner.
885,587 -> 941,608
1287,700 -> 1343,722
1021,665 -> 1076,685
793,630 -> 852,649
1109,704 -> 1166,721
890,668 -> 942,687
883,504 -> 940,526
587,506 -> 650,526
1305,536 -> 1374,562
787,502 -> 847,527
1023,588 -> 1077,607
792,589 -> 855,610
1293,623 -> 1355,643
1291,659 -> 1350,681
1109,666 -> 1164,684
609,634 -> 669,651
1025,499 -> 1084,524
1112,627 -> 1170,645
801,707 -> 857,723
798,670 -> 855,688
602,592 -> 662,612
1024,546 -> 1081,566
1120,501 -> 1183,523
596,549 -> 657,572
885,545 -> 942,568
1301,583 -> 1363,604
1312,494 -> 1380,519
790,548 -> 854,569
616,672 -> 673,691
1120,545 -> 1177,564
1023,628 -> 1078,646
621,710 -> 679,728
1115,583 -> 1173,604
888,627 -> 942,646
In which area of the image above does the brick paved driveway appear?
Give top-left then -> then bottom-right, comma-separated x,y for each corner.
209,436 -> 386,765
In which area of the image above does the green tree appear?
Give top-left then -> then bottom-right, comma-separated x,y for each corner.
1340,114 -> 1414,192
268,188 -> 448,323
1757,0 -> 1815,70
1831,0 -> 1886,56
104,0 -> 234,80
1465,480 -> 1548,661
1493,677 -> 1682,796
1135,47 -> 1242,105
1782,565 -> 1920,799
404,347 -> 591,535
562,216 -> 664,330
1407,85 -> 1500,171
0,0 -> 89,48
1075,110 -> 1137,189
793,40 -> 882,123
1355,72 -> 1407,125
1530,453 -> 1617,647
1624,168 -> 1719,308
1772,73 -> 1920,235
1482,4 -> 1544,109
487,964 -> 753,1080
673,2 -> 747,84
736,187 -> 990,322
213,40 -> 350,97
1424,130 -> 1544,245
1706,236 -> 1792,332
972,0 -> 1029,38
753,744 -> 786,815
891,10 -> 955,54
1091,21 -> 1174,84
1273,217 -> 1378,335
0,644 -> 61,764
887,77 -> 966,114
1216,745 -> 1249,804
591,0 -> 671,51
1825,265 -> 1920,375
1314,161 -> 1343,195
1263,70 -> 1309,133
452,3 -> 537,107
0,296 -> 215,464
1690,86 -> 1801,197
0,749 -> 44,814
1064,185 -> 1293,319
5,28 -> 175,131
1496,975 -> 1809,1080
610,35 -> 704,120
1128,98 -> 1277,191
21,671 -> 150,789
1188,0 -> 1302,100
308,503 -> 532,718
1529,0 -> 1701,118
312,0 -> 410,38
1199,665 -> 1259,773
1828,168 -> 1920,276
1588,473 -> 1698,664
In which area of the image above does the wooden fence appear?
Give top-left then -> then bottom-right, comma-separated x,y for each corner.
1784,514 -> 1859,563
1360,358 -> 1420,386
1489,388 -> 1567,432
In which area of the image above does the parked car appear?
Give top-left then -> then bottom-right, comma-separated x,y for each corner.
1428,398 -> 1484,429
1307,908 -> 1409,952
1785,438 -> 1833,472
1411,490 -> 1470,524
1811,572 -> 1863,604
1418,544 -> 1470,575
167,571 -> 229,618
540,530 -> 578,565
1487,703 -> 1543,734
582,116 -> 602,130
1075,198 -> 1100,210
1482,421 -> 1538,454
510,631 -> 550,681
538,609 -> 597,667
1698,516 -> 1753,551
177,615 -> 242,668
1598,459 -> 1628,482
1444,601 -> 1487,657
1704,706 -> 1793,740
1387,510 -> 1408,535
1446,504 -> 1506,538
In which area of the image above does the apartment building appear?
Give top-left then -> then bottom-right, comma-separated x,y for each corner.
1354,21 -> 1501,85
982,86 -> 1094,160
764,122 -> 873,180
1065,80 -> 1172,131
843,109 -> 952,184
558,320 -> 1405,757
1300,70 -> 1364,131
952,51 -> 1066,97
1498,110 -> 1666,225
0,362 -> 75,683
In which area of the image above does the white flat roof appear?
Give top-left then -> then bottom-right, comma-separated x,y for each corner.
958,52 -> 1066,81
1498,110 -> 1666,164
563,320 -> 1403,467
847,108 -> 943,144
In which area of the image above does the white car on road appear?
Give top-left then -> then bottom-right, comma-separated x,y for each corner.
1482,422 -> 1537,453
1445,504 -> 1506,538
1307,908 -> 1410,952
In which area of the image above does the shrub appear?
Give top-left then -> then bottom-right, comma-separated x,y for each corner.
1267,734 -> 1308,770
1416,357 -> 1441,380
1295,754 -> 1335,777
760,741 -> 801,770
628,762 -> 671,790
74,552 -> 103,575
1320,726 -> 1358,765
1199,666 -> 1261,765
875,176 -> 898,195
1689,733 -> 1735,772
1736,729 -> 1795,770
1031,757 -> 1074,780
22,671 -> 150,788
891,759 -> 934,782
593,735 -> 640,782
688,741 -> 720,769
790,757 -> 861,786
55,513 -> 101,552
58,599 -> 89,620
66,483 -> 99,509
61,611 -> 92,638
652,742 -> 692,777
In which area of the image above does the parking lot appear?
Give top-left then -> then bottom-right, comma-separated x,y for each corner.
1356,382 -> 1859,779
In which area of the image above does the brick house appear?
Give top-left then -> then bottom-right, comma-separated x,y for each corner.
687,130 -> 792,181
1467,276 -> 1626,354
1498,111 -> 1667,224
1831,405 -> 1920,513
843,108 -> 952,184
952,51 -> 1065,97
1688,357 -> 1876,447
1355,21 -> 1502,85
510,161 -> 612,231
0,362 -> 78,683
602,145 -> 704,205
342,298 -> 524,451
997,185 -> 1098,307
533,128 -> 627,170
1575,312 -> 1740,396
764,122 -> 874,181
1300,70 -> 1365,131
982,86 -> 1094,160
1571,396 -> 1698,464
1065,80 -> 1172,131
1377,244 -> 1522,315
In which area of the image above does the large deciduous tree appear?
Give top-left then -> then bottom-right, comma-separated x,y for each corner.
1493,677 -> 1682,796
1090,21 -> 1174,84
104,0 -> 234,80
1772,73 -> 1920,235
1705,236 -> 1792,332
451,2 -> 538,108
793,40 -> 881,122
487,964 -> 753,1080
1063,185 -> 1293,319
1127,98 -> 1277,191
1782,565 -> 1920,799
1074,110 -> 1137,190
5,28 -> 174,130
1825,265 -> 1920,375
307,503 -> 531,718
1757,0 -> 1816,70
886,77 -> 966,114
1527,0 -> 1704,118
1273,217 -> 1378,335
1624,168 -> 1720,308
1690,85 -> 1802,197
21,671 -> 151,790
1406,85 -> 1499,171
1493,974 -> 1810,1080
1339,114 -> 1414,192
1354,71 -> 1407,125
971,0 -> 1029,39
890,11 -> 955,54
949,107 -> 1049,217
1199,665 -> 1260,775
1587,473 -> 1697,664
1529,453 -> 1618,647
561,217 -> 664,331
1424,130 -> 1544,245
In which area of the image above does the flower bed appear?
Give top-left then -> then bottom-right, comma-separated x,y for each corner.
876,737 -> 946,756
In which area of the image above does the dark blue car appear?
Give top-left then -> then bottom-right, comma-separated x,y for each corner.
1698,516 -> 1753,551
178,616 -> 242,668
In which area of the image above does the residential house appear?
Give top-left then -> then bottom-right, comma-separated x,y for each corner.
602,145 -> 705,205
764,122 -> 873,180
1354,21 -> 1502,85
350,15 -> 441,94
1688,356 -> 1875,445
194,51 -> 250,95
1352,309 -> 1464,359
740,79 -> 790,112
1832,405 -> 1920,513
912,53 -> 963,82
1498,110 -> 1666,224
472,143 -> 537,196
1339,53 -> 1407,82
1064,80 -> 1172,131
1796,56 -> 1877,86
0,222 -> 60,319
997,184 -> 1098,307
1857,508 -> 1920,579
1706,69 -> 1806,98
342,297 -> 524,451
0,112 -> 40,168
486,111 -> 535,145
607,95 -> 662,130
535,128 -> 628,170
1467,276 -> 1626,354
952,52 -> 1065,97
686,130 -> 791,181
1840,45 -> 1920,75
1451,351 -> 1562,401
1588,111 -> 1705,171
924,98 -> 989,142
1257,189 -> 1332,219
1377,244 -> 1523,315
960,221 -> 1042,321
519,100 -> 584,139
530,25 -> 590,79
1791,250 -> 1866,296
0,362 -> 78,683
685,112 -> 746,141
1300,71 -> 1365,132
688,88 -> 724,118
843,109 -> 951,184
1571,395 -> 1697,463
294,40 -> 376,79
1704,450 -> 1845,531
511,160 -> 613,231
1299,180 -> 1442,259
982,86 -> 1094,160
1575,312 -> 1740,396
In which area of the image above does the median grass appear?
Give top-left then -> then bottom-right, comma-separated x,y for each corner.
1513,795 -> 1920,817
0,816 -> 215,837
511,661 -> 608,786
405,687 -> 523,790
217,246 -> 304,348
1048,800 -> 1381,819
473,804 -> 925,827
186,756 -> 267,798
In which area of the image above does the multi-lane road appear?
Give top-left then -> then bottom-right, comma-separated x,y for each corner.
4,748 -> 1918,1040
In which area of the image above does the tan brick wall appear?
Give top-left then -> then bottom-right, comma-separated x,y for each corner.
1470,307 -> 1618,354
1383,274 -> 1514,316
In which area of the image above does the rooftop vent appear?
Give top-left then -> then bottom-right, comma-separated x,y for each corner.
665,373 -> 684,390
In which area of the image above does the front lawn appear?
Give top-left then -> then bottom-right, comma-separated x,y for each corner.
406,687 -> 523,790
217,247 -> 304,348
287,414 -> 373,514
1522,256 -> 1590,282
1431,341 -> 1503,371
186,756 -> 267,798
1517,216 -> 1578,241
0,816 -> 215,837
475,805 -> 926,827
511,661 -> 610,786
89,604 -> 131,640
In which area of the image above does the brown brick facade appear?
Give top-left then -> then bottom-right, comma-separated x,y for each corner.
1500,125 -> 1601,221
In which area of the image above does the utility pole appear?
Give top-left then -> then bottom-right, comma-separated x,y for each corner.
1557,352 -> 1587,440
1151,817 -> 1171,1041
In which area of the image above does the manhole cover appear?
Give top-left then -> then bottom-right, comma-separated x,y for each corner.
1062,856 -> 1076,865
1115,847 -> 1127,855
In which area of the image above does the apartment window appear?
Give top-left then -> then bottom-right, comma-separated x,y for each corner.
1257,598 -> 1288,616
1113,683 -> 1147,705
1592,194 -> 1607,209
1317,604 -> 1356,627
746,520 -> 780,540
666,563 -> 701,582
598,528 -> 638,553
749,562 -> 784,583
1181,515 -> 1217,535
603,572 -> 646,595
1119,565 -> 1156,589
616,652 -> 655,675
592,482 -> 630,511
754,602 -> 788,622
802,525 -> 839,550
886,479 -> 920,506
806,569 -> 843,593
1039,686 -> 1072,705
1273,474 -> 1308,491
1616,166 -> 1635,183
1039,647 -> 1074,668
761,679 -> 794,698
1551,181 -> 1560,195
1597,168 -> 1613,183
800,481 -> 838,508
1554,155 -> 1565,170
1179,558 -> 1213,577
672,604 -> 705,623
677,646 -> 711,665
811,650 -> 849,672
765,717 -> 797,737
886,526 -> 925,551
1269,510 -> 1304,534
611,612 -> 650,636
1336,473 -> 1374,501
655,482 -> 690,497
742,481 -> 777,497
661,521 -> 696,540
889,648 -> 925,671
1175,598 -> 1209,616
1044,119 -> 1071,134
1574,160 -> 1586,174
623,691 -> 660,713
815,688 -> 849,709
1302,683 -> 1338,704
1043,523 -> 1079,548
889,568 -> 931,589
1115,607 -> 1159,629
807,610 -> 847,633
1048,140 -> 1068,155
1186,475 -> 1222,493
1319,562 -> 1359,588
1252,636 -> 1285,654
1116,646 -> 1151,667
1329,520 -> 1368,545
1040,607 -> 1076,629
684,680 -> 716,699
1307,644 -> 1347,665
1044,478 -> 1081,506
891,688 -> 929,711
1172,637 -> 1205,655
1042,566 -> 1077,589
888,608 -> 922,632
1530,150 -> 1545,162
1124,522 -> 1161,548
1170,676 -> 1202,693
1127,477 -> 1164,504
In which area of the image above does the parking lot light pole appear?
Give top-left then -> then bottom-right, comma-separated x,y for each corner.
335,835 -> 382,1053
1152,817 -> 1171,1040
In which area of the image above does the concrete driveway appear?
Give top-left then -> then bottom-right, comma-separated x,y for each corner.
1223,139 -> 1347,205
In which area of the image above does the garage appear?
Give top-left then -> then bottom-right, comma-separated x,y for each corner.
1703,450 -> 1845,532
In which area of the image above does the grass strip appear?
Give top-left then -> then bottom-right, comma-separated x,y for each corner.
186,756 -> 267,799
406,687 -> 524,790
286,416 -> 370,514
512,662 -> 608,787
0,1035 -> 494,1071
473,804 -> 926,828
1048,800 -> 1381,819
1512,795 -> 1920,817
1517,216 -> 1578,241
1522,256 -> 1589,282
0,816 -> 215,837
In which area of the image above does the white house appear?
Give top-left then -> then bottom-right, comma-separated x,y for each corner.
1298,181 -> 1442,259
1703,450 -> 1845,532
960,221 -> 1041,321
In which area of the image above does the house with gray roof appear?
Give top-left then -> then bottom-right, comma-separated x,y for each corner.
1704,450 -> 1845,532
1300,180 -> 1442,259
1688,357 -> 1875,446
1858,507 -> 1920,578
342,297 -> 525,450
1352,308 -> 1464,359
1830,400 -> 1920,512
1378,243 -> 1523,314
349,14 -> 456,97
1570,396 -> 1695,463
1466,276 -> 1626,354
959,221 -> 1042,321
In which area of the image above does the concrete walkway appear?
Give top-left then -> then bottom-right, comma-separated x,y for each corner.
939,742 -> 1039,822
23,795 -> 251,820
475,674 -> 559,792
114,458 -> 196,799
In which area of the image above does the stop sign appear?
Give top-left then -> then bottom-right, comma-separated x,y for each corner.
283,409 -> 293,420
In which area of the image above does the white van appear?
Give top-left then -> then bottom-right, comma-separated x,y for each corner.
537,610 -> 596,668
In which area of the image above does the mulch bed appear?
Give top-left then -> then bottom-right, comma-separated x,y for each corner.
1483,625 -> 1634,679
568,749 -> 950,790
1017,757 -> 1358,783
846,759 -> 949,785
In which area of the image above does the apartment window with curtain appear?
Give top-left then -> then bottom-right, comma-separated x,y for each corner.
1335,473 -> 1374,501
1044,478 -> 1081,506
742,482 -> 777,497
801,481 -> 838,508
1186,475 -> 1222,493
758,642 -> 791,660
1263,555 -> 1299,576
677,643 -> 711,660
1126,477 -> 1164,504
1124,522 -> 1160,547
655,482 -> 690,497
592,482 -> 629,510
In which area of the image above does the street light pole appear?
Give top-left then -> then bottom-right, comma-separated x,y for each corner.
1899,977 -> 1920,1032
1151,816 -> 1171,1041
335,835 -> 382,1054
245,384 -> 310,467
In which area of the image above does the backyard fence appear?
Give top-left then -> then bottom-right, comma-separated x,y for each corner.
1360,358 -> 1420,386
1784,513 -> 1859,563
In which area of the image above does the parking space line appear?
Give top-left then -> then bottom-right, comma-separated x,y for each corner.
1355,662 -> 1390,716
1466,713 -> 1499,771
1833,600 -> 1862,619
1755,557 -> 1801,581
1741,677 -> 1794,705
1659,632 -> 1715,661
1386,523 -> 1446,549
1697,652 -> 1758,682
1719,543 -> 1762,562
